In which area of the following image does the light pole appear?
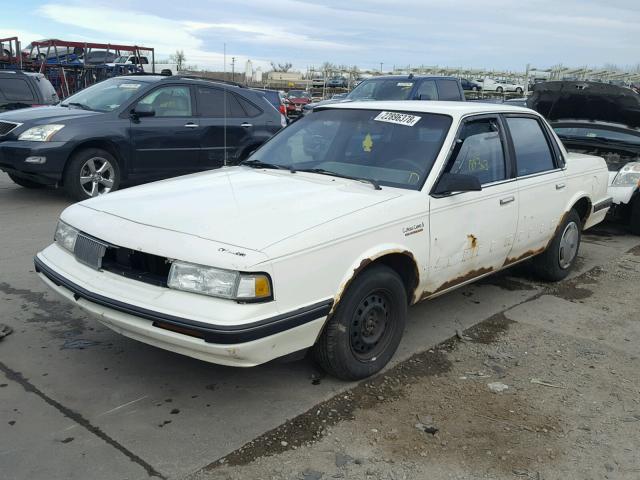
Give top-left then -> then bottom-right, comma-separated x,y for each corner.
380,62 -> 383,73
231,57 -> 236,82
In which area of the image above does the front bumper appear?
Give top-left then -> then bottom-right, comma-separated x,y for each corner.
34,247 -> 332,367
0,140 -> 70,183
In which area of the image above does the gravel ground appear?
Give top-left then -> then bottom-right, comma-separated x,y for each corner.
187,244 -> 640,480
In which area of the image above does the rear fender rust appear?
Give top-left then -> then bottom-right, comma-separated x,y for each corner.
417,266 -> 493,303
503,246 -> 546,268
329,249 -> 419,315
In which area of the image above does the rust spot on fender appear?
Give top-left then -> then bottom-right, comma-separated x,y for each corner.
467,234 -> 478,249
418,266 -> 494,302
332,250 -> 419,314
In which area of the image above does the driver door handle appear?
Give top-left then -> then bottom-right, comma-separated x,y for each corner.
241,123 -> 253,128
500,196 -> 515,205
184,122 -> 199,128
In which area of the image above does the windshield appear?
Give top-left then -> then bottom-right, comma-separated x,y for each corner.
554,126 -> 640,145
246,108 -> 452,190
61,78 -> 146,112
114,56 -> 128,63
288,90 -> 309,98
348,79 -> 415,101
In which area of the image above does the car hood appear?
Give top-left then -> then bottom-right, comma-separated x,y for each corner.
0,105 -> 102,123
79,167 -> 403,252
306,98 -> 352,109
528,81 -> 640,128
288,98 -> 310,104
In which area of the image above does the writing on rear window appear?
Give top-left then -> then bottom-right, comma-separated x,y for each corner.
374,111 -> 421,127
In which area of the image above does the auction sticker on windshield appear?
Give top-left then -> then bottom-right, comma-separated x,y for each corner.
374,111 -> 421,127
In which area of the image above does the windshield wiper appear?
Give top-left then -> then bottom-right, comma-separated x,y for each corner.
240,159 -> 288,170
295,168 -> 381,190
62,102 -> 92,111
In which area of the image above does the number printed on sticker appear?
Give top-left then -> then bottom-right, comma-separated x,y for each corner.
374,111 -> 422,127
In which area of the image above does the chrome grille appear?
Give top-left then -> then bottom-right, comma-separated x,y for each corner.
74,234 -> 109,270
0,121 -> 20,136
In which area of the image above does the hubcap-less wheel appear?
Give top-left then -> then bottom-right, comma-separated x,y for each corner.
350,291 -> 392,360
79,157 -> 115,197
559,221 -> 579,269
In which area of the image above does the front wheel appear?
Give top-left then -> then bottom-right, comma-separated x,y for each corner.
496,86 -> 504,94
515,87 -> 523,94
531,209 -> 582,281
63,148 -> 120,201
313,265 -> 407,380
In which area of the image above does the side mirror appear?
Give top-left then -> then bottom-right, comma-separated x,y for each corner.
433,173 -> 482,195
133,104 -> 155,118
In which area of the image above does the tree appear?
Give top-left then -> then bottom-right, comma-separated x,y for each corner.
270,62 -> 292,72
169,50 -> 186,71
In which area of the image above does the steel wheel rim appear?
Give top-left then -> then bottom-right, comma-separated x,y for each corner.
349,290 -> 394,361
79,157 -> 115,197
559,221 -> 579,269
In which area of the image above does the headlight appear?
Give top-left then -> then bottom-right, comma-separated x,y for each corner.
167,261 -> 272,301
613,162 -> 640,187
18,124 -> 65,142
54,220 -> 79,253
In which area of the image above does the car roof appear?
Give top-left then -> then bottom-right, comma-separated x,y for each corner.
321,100 -> 536,118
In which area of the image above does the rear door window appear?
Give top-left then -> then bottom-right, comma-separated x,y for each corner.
436,79 -> 462,100
506,117 -> 556,176
197,88 -> 247,117
415,80 -> 438,100
0,78 -> 35,101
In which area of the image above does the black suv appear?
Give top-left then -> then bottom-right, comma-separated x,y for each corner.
0,75 -> 284,200
0,70 -> 59,112
304,75 -> 465,113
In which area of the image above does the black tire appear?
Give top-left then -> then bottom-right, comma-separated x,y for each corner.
516,87 -> 523,94
496,86 -> 504,93
313,265 -> 407,380
630,197 -> 640,235
531,209 -> 582,282
8,173 -> 46,189
63,148 -> 120,201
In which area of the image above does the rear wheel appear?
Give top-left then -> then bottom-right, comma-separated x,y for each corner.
8,173 -> 46,189
630,197 -> 640,235
515,87 -> 523,94
531,209 -> 582,281
496,86 -> 504,93
63,148 -> 120,201
313,265 -> 407,380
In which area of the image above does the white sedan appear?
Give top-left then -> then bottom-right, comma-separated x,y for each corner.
481,78 -> 525,94
35,102 -> 612,379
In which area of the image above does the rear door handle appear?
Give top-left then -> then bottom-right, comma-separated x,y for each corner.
556,183 -> 566,190
241,123 -> 253,128
500,196 -> 515,205
184,122 -> 198,128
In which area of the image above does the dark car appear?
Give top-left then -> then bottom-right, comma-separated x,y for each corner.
0,70 -> 59,112
459,78 -> 481,91
527,81 -> 640,233
252,88 -> 287,117
0,75 -> 284,200
304,75 -> 466,113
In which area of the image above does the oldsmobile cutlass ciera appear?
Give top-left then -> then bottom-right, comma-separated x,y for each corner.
35,102 -> 612,380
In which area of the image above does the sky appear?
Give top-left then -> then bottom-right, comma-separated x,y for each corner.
1,0 -> 638,73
